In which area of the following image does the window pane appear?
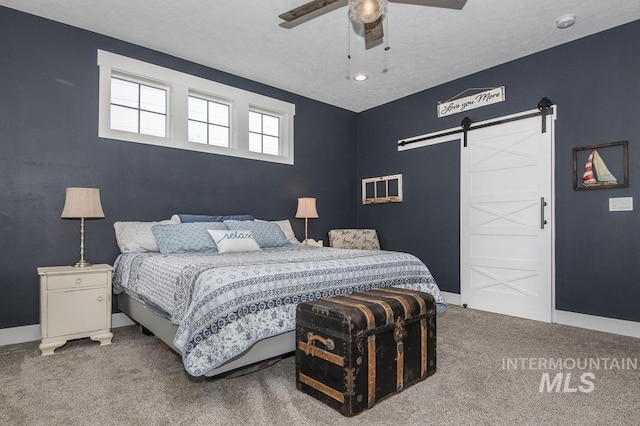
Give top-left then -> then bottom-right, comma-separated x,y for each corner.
209,102 -> 229,126
140,111 -> 166,137
263,136 -> 279,156
263,115 -> 279,137
388,178 -> 399,196
111,78 -> 138,108
209,125 -> 229,147
188,120 -> 207,144
249,111 -> 262,133
188,96 -> 207,122
140,85 -> 166,114
110,105 -> 138,133
249,132 -> 262,153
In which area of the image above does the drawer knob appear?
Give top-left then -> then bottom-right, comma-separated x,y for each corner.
97,296 -> 104,302
75,278 -> 82,285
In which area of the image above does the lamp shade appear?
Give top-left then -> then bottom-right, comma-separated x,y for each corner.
61,187 -> 105,219
295,197 -> 319,219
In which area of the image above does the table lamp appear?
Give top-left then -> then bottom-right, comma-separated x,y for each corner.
61,187 -> 105,267
295,197 -> 319,244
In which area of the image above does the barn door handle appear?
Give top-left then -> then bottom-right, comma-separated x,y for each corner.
541,197 -> 548,229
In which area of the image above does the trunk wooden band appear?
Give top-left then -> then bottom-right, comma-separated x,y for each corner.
367,334 -> 376,407
299,373 -> 345,403
298,340 -> 345,367
342,293 -> 394,325
374,287 -> 427,315
328,297 -> 377,407
420,318 -> 427,378
392,289 -> 428,315
397,340 -> 404,391
376,287 -> 430,379
379,294 -> 411,319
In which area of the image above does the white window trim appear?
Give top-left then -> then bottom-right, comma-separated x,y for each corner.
98,50 -> 295,165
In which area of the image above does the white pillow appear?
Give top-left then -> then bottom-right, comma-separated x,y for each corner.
256,219 -> 299,244
113,216 -> 180,253
208,229 -> 261,253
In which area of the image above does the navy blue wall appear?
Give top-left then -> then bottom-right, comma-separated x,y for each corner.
1,6 -> 638,329
0,7 -> 357,328
357,20 -> 640,322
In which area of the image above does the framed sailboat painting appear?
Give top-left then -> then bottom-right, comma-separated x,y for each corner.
572,141 -> 629,190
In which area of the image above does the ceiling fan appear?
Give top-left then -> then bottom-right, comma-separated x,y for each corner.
279,0 -> 467,49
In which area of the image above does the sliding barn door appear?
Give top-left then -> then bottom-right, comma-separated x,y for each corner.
460,110 -> 554,322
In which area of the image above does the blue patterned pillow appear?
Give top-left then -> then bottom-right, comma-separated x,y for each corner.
151,222 -> 227,254
178,214 -> 254,223
223,220 -> 288,248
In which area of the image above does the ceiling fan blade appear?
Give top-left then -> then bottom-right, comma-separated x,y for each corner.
389,0 -> 467,10
364,17 -> 384,49
279,0 -> 343,22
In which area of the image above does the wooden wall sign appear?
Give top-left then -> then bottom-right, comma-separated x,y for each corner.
437,86 -> 505,118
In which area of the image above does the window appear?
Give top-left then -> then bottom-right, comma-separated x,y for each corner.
110,77 -> 167,137
249,110 -> 279,156
98,50 -> 295,165
188,95 -> 230,147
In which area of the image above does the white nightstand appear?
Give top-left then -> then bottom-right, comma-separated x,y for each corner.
37,264 -> 113,355
303,239 -> 323,247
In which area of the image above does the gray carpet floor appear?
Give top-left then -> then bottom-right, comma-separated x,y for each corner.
1,305 -> 638,425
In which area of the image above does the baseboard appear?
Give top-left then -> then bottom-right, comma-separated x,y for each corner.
440,292 -> 638,339
441,291 -> 461,306
553,310 -> 640,339
0,313 -> 135,347
0,323 -> 40,347
112,312 -> 136,328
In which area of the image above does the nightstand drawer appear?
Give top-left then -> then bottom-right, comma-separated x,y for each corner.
47,271 -> 109,290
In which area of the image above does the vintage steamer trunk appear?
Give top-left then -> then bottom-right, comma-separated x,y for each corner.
295,287 -> 436,417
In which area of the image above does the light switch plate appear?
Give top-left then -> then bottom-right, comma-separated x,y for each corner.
609,197 -> 633,211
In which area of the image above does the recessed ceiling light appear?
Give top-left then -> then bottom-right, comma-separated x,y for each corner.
556,15 -> 576,29
353,73 -> 368,82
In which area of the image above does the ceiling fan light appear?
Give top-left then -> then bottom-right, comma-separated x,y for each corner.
349,0 -> 387,24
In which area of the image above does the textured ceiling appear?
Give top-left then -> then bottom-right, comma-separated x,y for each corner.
2,0 -> 639,112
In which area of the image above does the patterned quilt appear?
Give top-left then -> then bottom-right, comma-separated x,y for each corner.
113,244 -> 446,376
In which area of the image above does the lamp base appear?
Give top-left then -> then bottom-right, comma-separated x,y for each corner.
74,259 -> 93,268
302,239 -> 323,247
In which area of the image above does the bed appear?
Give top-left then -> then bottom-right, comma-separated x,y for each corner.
112,217 -> 446,377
